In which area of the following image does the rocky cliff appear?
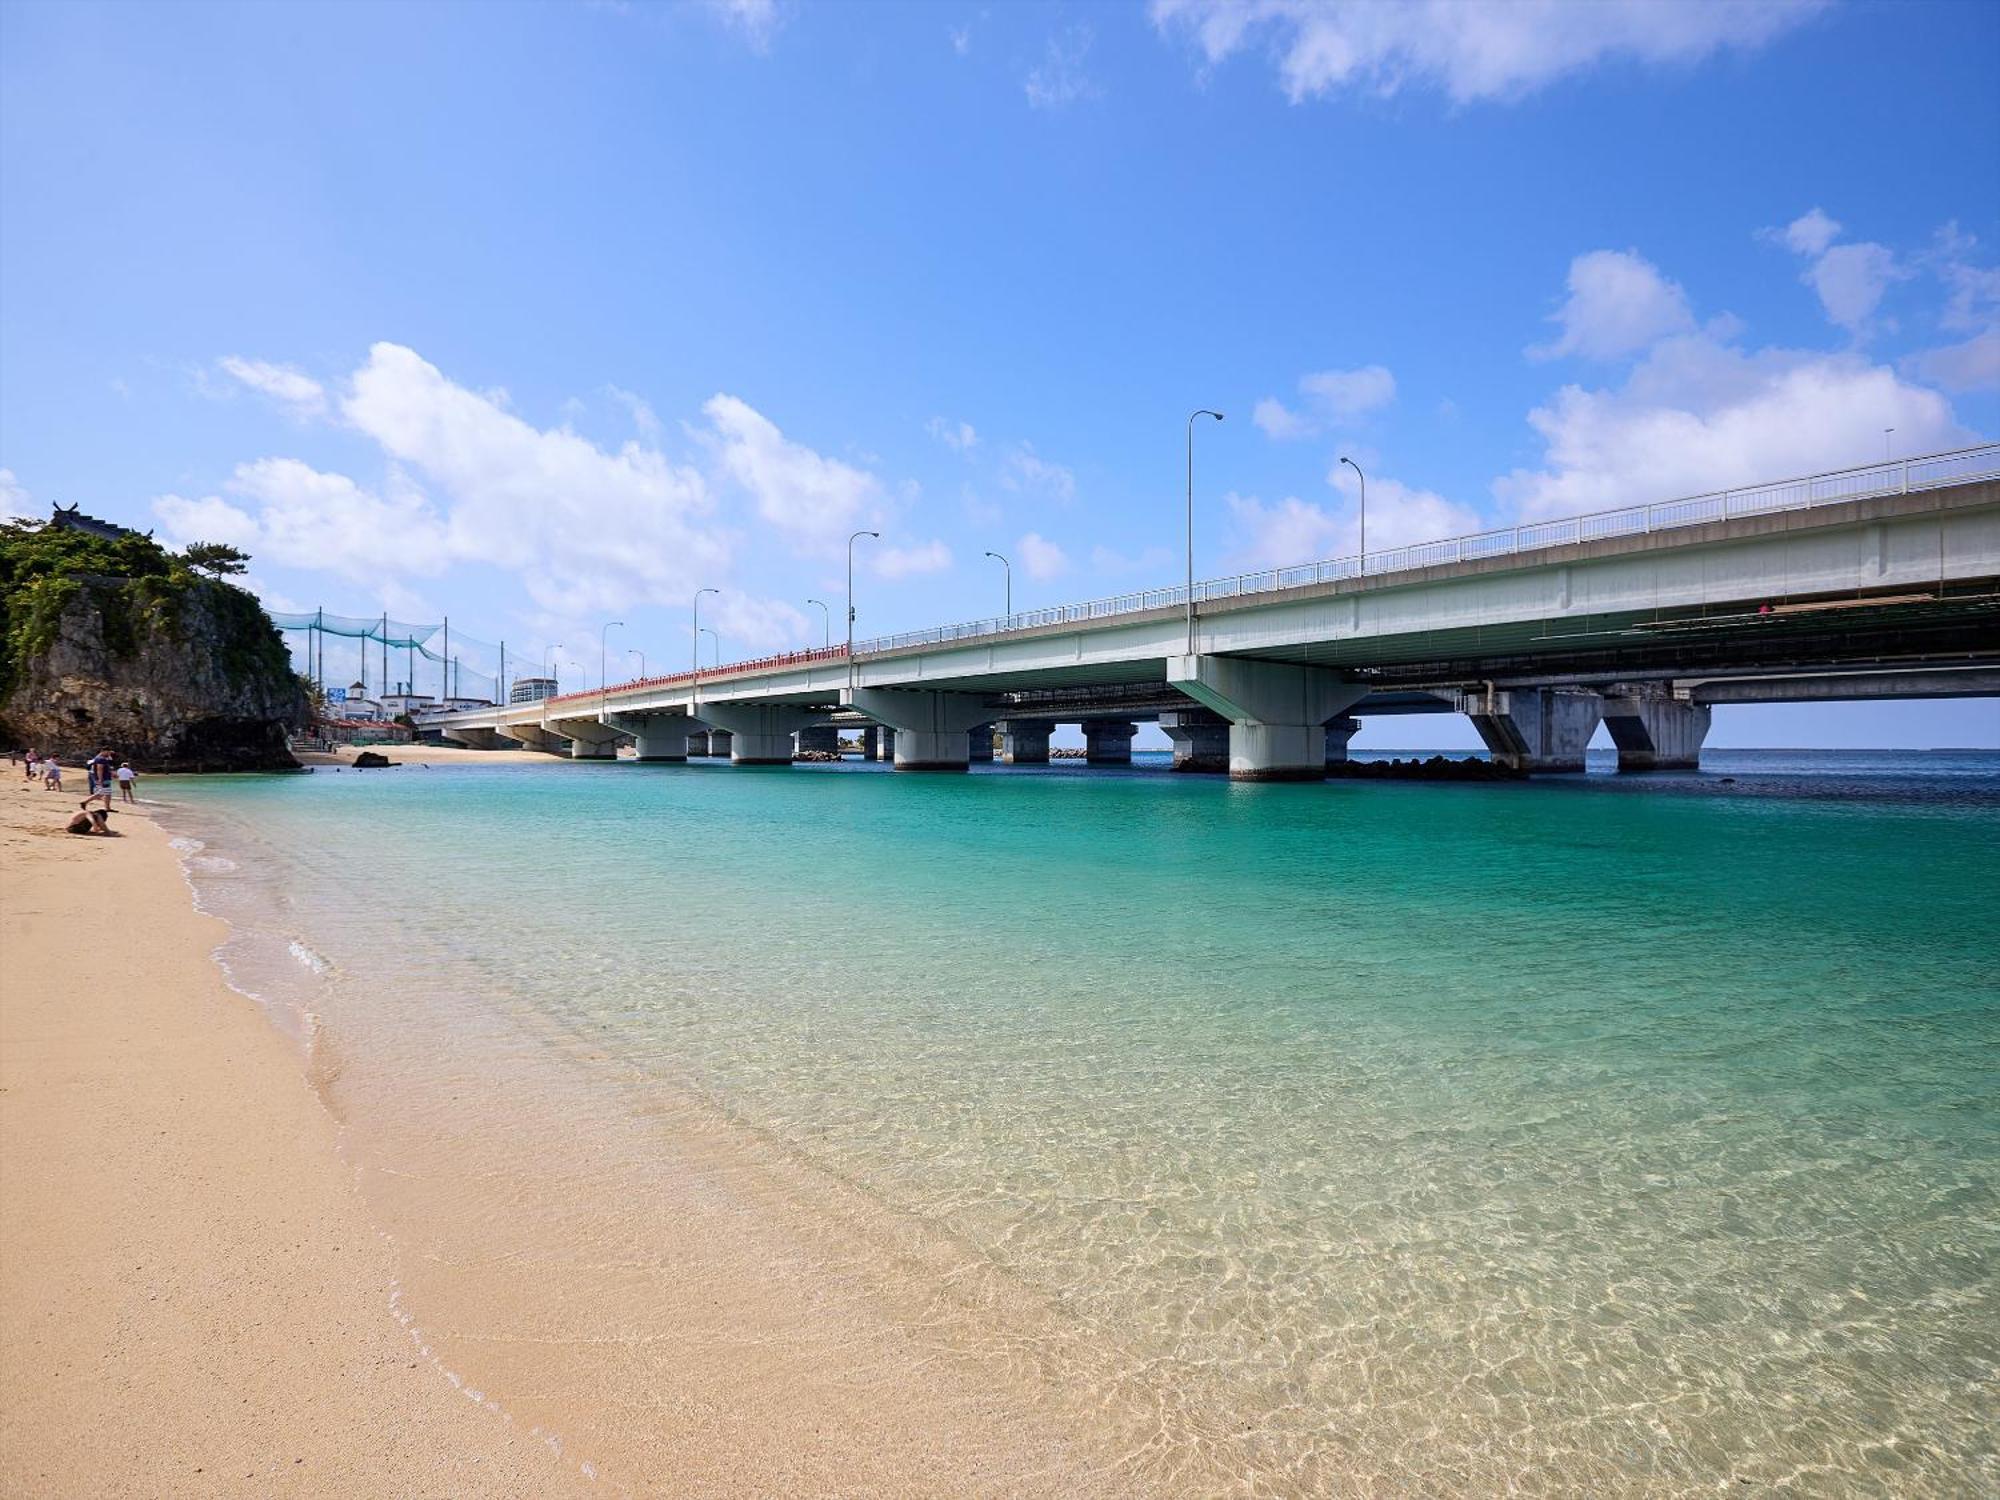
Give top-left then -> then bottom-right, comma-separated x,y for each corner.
1,549 -> 304,771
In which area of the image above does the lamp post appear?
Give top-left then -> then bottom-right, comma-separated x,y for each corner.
543,645 -> 561,695
599,620 -> 622,718
805,598 -> 830,649
1187,409 -> 1223,654
984,551 -> 1012,620
847,529 -> 879,678
628,647 -> 646,681
1340,456 -> 1366,576
692,587 -> 718,694
1884,427 -> 1895,463
700,627 -> 719,670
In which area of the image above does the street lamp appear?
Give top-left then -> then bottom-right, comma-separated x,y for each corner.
599,620 -> 622,717
700,627 -> 719,670
847,529 -> 879,674
1340,456 -> 1366,576
805,597 -> 830,650
984,550 -> 1012,620
628,647 -> 646,681
1187,409 -> 1223,654
1884,427 -> 1895,463
692,587 -> 719,693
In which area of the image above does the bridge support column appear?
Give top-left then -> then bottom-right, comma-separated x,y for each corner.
705,729 -> 733,757
1159,709 -> 1228,773
1167,656 -> 1367,782
696,703 -> 819,766
874,727 -> 895,761
846,689 -> 997,771
606,712 -> 692,762
997,721 -> 1050,765
968,724 -> 995,762
859,725 -> 879,759
508,723 -> 565,754
1460,688 -> 1602,773
1600,688 -> 1709,772
1083,719 -> 1136,765
1324,716 -> 1362,765
795,724 -> 840,756
440,726 -> 501,750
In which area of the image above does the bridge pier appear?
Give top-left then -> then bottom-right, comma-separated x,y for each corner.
1083,719 -> 1136,765
607,711 -> 692,762
508,722 -> 567,755
1324,716 -> 1362,765
997,721 -> 1051,764
1168,656 -> 1367,781
968,724 -> 995,762
858,725 -> 880,759
795,724 -> 840,756
874,727 -> 896,761
696,703 -> 817,765
847,689 -> 996,771
440,726 -> 501,750
704,729 -> 733,757
1159,709 -> 1228,773
1600,687 -> 1709,772
1461,687 -> 1602,773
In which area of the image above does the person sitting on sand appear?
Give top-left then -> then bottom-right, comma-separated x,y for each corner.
116,762 -> 137,803
65,801 -> 101,835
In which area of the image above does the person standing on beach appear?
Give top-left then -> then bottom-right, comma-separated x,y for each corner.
23,749 -> 37,781
42,758 -> 62,791
116,762 -> 137,803
87,749 -> 113,796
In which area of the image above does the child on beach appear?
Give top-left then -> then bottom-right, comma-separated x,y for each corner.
42,758 -> 62,791
64,802 -> 111,835
23,750 -> 37,781
116,762 -> 137,803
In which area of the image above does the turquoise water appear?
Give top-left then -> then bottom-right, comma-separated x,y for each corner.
160,751 -> 2000,1494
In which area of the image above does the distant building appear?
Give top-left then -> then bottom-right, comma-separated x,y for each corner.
333,680 -> 384,721
379,692 -> 435,718
509,676 -> 556,704
48,504 -> 143,541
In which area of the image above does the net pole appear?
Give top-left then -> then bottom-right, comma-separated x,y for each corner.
442,617 -> 450,704
500,641 -> 506,704
379,613 -> 388,703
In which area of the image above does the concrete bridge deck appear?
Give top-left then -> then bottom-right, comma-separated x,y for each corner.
431,446 -> 2000,778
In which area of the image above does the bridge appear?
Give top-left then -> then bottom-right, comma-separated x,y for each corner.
430,446 -> 2000,778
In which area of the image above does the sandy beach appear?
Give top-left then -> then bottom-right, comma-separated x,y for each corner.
293,743 -> 564,768
0,771 -> 1127,1497
0,775 -> 590,1497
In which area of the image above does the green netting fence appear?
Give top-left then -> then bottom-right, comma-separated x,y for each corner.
273,610 -> 547,710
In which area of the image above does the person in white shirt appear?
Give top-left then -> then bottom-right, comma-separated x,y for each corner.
116,763 -> 137,803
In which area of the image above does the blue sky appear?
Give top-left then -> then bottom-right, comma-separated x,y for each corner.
3,0 -> 1997,747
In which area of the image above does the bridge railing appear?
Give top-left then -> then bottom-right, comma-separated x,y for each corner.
855,443 -> 1999,655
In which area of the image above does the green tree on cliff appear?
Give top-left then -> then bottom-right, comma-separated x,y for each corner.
182,541 -> 251,579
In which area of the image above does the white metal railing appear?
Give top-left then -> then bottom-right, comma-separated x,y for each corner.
854,444 -> 1999,656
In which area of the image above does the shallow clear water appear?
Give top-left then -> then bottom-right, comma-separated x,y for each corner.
159,749 -> 2000,1494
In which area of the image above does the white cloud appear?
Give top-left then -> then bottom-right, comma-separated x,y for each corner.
1016,531 -> 1069,580
872,539 -> 953,578
949,23 -> 972,56
926,416 -> 978,452
0,469 -> 33,521
1911,329 -> 2000,394
1001,442 -> 1077,501
1150,0 -> 1824,105
1778,207 -> 1842,257
696,391 -> 879,550
1025,25 -> 1098,109
1226,469 -> 1484,570
706,0 -> 782,51
1766,208 -> 1910,334
1496,336 -> 1969,522
1251,396 -> 1314,440
1256,364 -> 1399,437
218,355 -> 327,416
606,384 -> 662,442
709,591 -> 812,653
1804,241 -> 1904,331
1531,250 -> 1694,361
1908,224 -> 2000,392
